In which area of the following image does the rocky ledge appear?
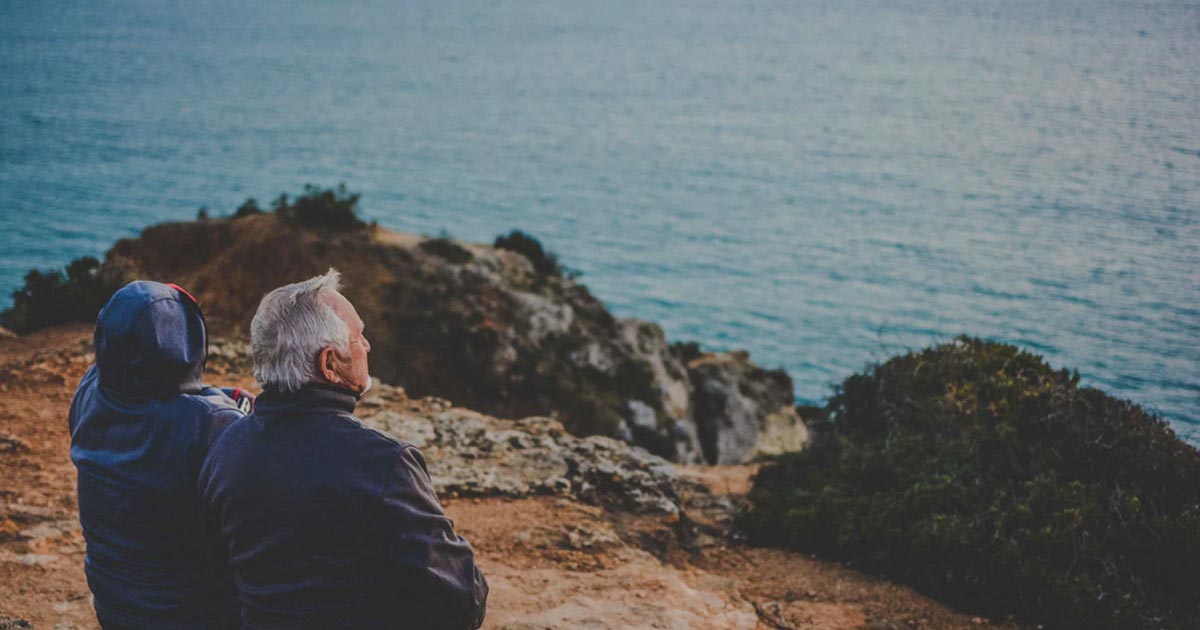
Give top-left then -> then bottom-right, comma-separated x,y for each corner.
362,384 -> 687,514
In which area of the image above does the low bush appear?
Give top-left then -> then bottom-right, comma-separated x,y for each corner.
494,230 -> 562,276
741,337 -> 1200,630
670,340 -> 704,364
1,257 -> 131,333
274,184 -> 364,231
419,237 -> 473,264
233,197 -> 262,218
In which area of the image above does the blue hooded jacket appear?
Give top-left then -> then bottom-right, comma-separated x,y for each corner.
68,281 -> 245,629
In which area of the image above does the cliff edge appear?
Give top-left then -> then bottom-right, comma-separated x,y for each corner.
0,326 -> 1019,630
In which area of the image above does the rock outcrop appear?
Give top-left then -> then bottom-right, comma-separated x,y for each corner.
688,351 -> 809,464
359,384 -> 688,515
105,215 -> 807,463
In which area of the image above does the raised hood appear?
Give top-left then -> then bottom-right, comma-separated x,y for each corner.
94,281 -> 207,399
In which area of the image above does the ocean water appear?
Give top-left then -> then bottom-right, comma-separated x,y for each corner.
1,0 -> 1197,441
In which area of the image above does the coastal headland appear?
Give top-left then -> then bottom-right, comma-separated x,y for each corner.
1,192 -> 1195,629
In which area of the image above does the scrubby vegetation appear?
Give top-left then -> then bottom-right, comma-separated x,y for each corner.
272,184 -> 365,230
670,340 -> 704,364
419,237 -> 474,264
741,337 -> 1200,630
1,257 -> 131,334
494,230 -> 563,276
233,197 -> 262,218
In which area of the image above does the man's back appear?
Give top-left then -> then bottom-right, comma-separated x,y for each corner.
199,384 -> 488,630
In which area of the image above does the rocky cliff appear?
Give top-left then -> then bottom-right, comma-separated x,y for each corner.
102,214 -> 806,463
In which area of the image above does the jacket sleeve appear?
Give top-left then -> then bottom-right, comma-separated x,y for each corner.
376,443 -> 488,630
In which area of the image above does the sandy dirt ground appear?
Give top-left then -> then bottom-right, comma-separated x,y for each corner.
0,326 -> 1021,630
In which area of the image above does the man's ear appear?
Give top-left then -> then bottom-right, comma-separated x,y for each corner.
316,346 -> 340,386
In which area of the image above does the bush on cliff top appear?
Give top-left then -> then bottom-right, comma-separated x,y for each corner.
419,237 -> 474,264
1,256 -> 131,334
494,230 -> 563,276
233,197 -> 263,218
741,337 -> 1200,630
272,183 -> 365,231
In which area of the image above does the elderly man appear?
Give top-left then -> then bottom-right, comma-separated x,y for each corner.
69,281 -> 251,629
198,269 -> 487,629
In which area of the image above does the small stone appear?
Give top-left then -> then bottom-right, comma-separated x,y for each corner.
0,435 -> 31,453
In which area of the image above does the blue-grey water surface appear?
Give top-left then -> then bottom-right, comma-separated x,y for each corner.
1,0 -> 1198,441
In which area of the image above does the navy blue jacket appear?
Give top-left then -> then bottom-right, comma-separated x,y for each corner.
198,385 -> 488,630
68,281 -> 246,629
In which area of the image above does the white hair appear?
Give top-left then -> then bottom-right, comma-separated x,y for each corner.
251,269 -> 350,393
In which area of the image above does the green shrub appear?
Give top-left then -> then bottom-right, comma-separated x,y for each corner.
233,197 -> 262,218
419,237 -> 473,264
670,340 -> 704,363
741,337 -> 1200,630
494,230 -> 563,276
1,257 -> 130,333
274,184 -> 364,231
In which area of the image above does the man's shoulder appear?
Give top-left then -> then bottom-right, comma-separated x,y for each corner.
70,368 -> 242,435
326,416 -> 436,498
171,390 -> 244,438
331,413 -> 420,456
178,388 -> 241,415
216,409 -> 417,455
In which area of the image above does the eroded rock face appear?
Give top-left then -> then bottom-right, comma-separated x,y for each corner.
110,215 -> 805,463
688,352 -> 808,464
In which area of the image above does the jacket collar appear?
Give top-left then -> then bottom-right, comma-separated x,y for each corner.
254,383 -> 358,417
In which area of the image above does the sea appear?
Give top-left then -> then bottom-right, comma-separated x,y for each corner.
1,0 -> 1197,442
